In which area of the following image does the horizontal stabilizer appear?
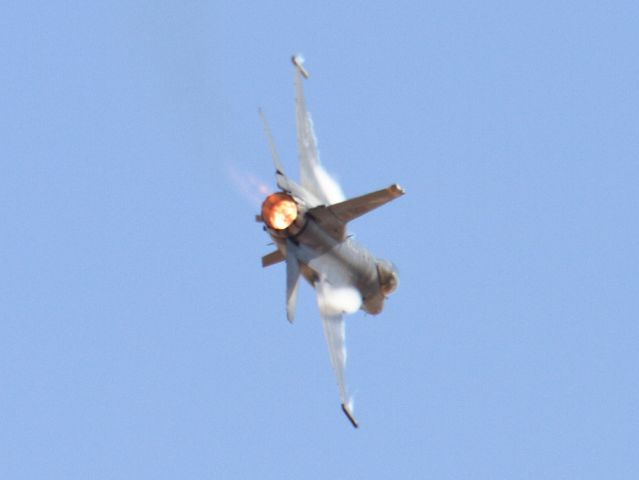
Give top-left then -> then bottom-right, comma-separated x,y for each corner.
259,109 -> 286,179
261,250 -> 285,268
328,184 -> 405,224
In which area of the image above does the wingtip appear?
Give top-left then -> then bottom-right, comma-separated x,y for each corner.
390,183 -> 406,196
341,403 -> 359,428
291,54 -> 310,79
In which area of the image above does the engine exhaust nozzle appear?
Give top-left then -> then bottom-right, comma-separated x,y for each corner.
261,193 -> 298,231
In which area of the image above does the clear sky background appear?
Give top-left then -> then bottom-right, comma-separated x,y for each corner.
2,1 -> 638,478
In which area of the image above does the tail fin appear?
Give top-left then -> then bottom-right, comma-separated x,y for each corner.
328,184 -> 405,224
306,184 -> 405,241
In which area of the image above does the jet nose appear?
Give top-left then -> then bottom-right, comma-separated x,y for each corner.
376,260 -> 400,296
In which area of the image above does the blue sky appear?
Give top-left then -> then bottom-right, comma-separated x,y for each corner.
2,1 -> 638,478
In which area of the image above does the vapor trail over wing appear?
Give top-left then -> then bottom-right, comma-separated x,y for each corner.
294,58 -> 345,206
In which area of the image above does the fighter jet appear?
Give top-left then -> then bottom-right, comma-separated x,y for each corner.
257,56 -> 404,428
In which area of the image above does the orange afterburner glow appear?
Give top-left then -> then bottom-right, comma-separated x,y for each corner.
262,193 -> 298,230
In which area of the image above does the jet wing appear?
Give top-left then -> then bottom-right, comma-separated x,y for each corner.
313,267 -> 361,428
320,311 -> 348,404
320,311 -> 358,427
294,58 -> 345,207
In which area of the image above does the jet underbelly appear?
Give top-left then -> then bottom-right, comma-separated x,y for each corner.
303,237 -> 381,311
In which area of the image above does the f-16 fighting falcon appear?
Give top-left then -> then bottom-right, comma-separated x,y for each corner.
257,56 -> 405,428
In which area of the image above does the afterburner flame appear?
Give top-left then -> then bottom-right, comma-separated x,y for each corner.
262,193 -> 298,230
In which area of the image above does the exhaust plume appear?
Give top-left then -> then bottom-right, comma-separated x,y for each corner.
227,164 -> 271,207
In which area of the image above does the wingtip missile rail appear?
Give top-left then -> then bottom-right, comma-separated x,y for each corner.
291,55 -> 310,79
341,403 -> 359,429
